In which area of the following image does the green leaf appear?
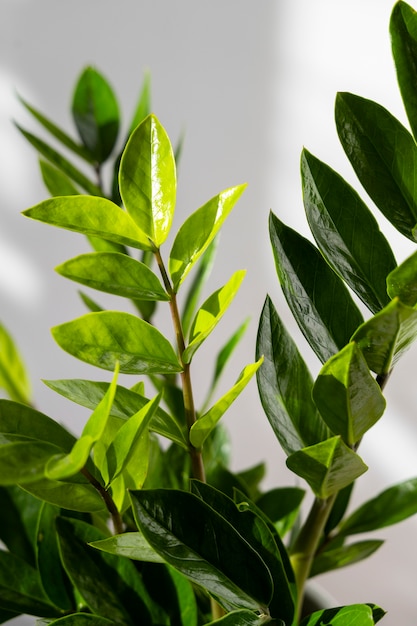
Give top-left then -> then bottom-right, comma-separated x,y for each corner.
0,486 -> 39,564
256,297 -> 329,456
335,92 -> 417,241
301,149 -> 396,314
52,311 -> 182,375
90,532 -> 164,563
182,236 -> 220,338
387,249 -> 417,306
300,603 -> 382,626
286,436 -> 368,499
0,322 -> 31,404
269,212 -> 364,363
16,125 -> 102,196
205,610 -> 274,625
21,478 -> 105,513
119,114 -> 176,247
72,67 -> 120,163
338,477 -> 417,536
0,441 -> 66,485
169,184 -> 247,291
130,488 -> 273,612
190,358 -> 263,449
78,291 -> 104,313
104,393 -> 160,486
312,343 -> 386,446
255,487 -> 305,537
390,1 -> 417,140
23,196 -> 153,251
39,160 -> 80,197
183,270 -> 246,364
43,378 -> 187,448
18,93 -> 94,163
45,365 -> 119,480
310,540 -> 383,577
42,616 -> 114,625
56,252 -> 169,301
351,297 -> 417,375
0,550 -> 60,617
56,517 -> 154,624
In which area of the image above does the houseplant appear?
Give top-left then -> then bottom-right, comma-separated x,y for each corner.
2,0 -> 417,623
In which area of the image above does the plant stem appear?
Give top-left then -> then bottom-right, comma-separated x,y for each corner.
81,467 -> 124,535
154,249 -> 206,483
290,493 -> 337,620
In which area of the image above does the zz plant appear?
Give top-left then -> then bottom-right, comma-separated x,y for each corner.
2,1 -> 417,624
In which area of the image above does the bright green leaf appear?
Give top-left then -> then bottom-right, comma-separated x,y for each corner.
351,297 -> 417,375
23,196 -> 153,250
90,532 -> 164,562
310,540 -> 383,577
0,322 -> 31,404
39,160 -> 79,197
256,297 -> 329,455
312,343 -> 386,445
56,252 -> 169,301
387,249 -> 417,306
183,270 -> 246,364
300,603 -> 382,626
169,184 -> 247,291
286,436 -> 368,499
190,358 -> 263,449
301,149 -> 396,314
119,114 -> 176,247
52,311 -> 182,375
72,67 -> 120,163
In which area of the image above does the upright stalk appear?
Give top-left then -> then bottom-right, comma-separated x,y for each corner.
154,249 -> 206,483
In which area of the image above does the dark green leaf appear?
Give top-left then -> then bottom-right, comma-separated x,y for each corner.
22,478 -> 105,513
205,610 -> 274,625
387,249 -> 417,306
300,603 -> 381,626
312,343 -> 386,445
52,311 -> 182,375
324,483 -> 354,535
16,125 -> 102,196
256,297 -> 329,455
338,477 -> 417,536
351,298 -> 417,375
286,436 -> 368,499
301,149 -> 396,314
310,540 -> 383,577
119,114 -> 176,247
0,486 -> 39,564
72,67 -> 119,163
130,488 -> 273,612
390,1 -> 417,139
0,322 -> 31,404
255,487 -> 305,537
269,212 -> 363,363
335,92 -> 417,241
23,196 -> 153,251
44,616 -> 114,625
169,185 -> 246,291
0,441 -> 66,485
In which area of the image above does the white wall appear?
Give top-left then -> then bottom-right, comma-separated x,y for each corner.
1,1 -> 416,624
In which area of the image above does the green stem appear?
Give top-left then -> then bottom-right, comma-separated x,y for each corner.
290,493 -> 337,620
154,249 -> 206,483
81,467 -> 124,535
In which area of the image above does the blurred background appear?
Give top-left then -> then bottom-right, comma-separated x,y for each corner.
1,1 -> 416,623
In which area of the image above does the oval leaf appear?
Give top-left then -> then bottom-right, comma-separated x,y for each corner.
310,540 -> 383,577
52,311 -> 182,375
90,532 -> 164,563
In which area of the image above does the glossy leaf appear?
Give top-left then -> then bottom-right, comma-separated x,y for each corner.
301,149 -> 395,314
22,478 -> 105,513
90,532 -> 164,563
335,92 -> 417,241
56,252 -> 169,301
269,212 -> 363,363
52,311 -> 182,375
390,1 -> 417,139
15,125 -> 102,196
286,436 -> 368,499
312,343 -> 386,445
130,488 -> 273,611
255,487 -> 305,537
18,93 -> 94,163
310,540 -> 383,577
205,610 -> 274,625
183,270 -> 246,364
351,297 -> 417,375
39,160 -> 79,197
23,196 -> 153,250
300,603 -> 383,626
45,365 -> 119,480
338,477 -> 417,536
119,114 -> 176,247
256,297 -> 329,456
387,249 -> 417,306
43,378 -> 187,448
190,358 -> 263,449
0,322 -> 31,404
169,184 -> 247,291
72,67 -> 119,163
